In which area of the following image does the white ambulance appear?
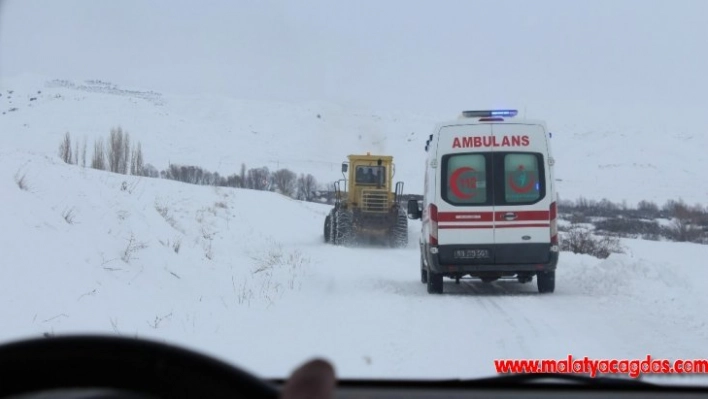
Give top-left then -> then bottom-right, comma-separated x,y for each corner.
407,110 -> 559,294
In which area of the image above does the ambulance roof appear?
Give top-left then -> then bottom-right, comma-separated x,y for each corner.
434,117 -> 547,131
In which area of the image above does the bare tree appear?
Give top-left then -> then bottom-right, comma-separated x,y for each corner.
81,136 -> 87,167
108,127 -> 123,173
136,142 -> 143,176
297,173 -> 318,201
143,163 -> 159,178
59,132 -> 72,164
91,138 -> 106,170
224,173 -> 242,188
121,132 -> 130,174
273,168 -> 297,197
247,167 -> 270,191
73,140 -> 79,165
131,142 -> 144,176
303,174 -> 317,201
108,127 -> 130,174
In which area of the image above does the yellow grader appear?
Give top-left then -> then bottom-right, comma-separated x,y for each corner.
324,153 -> 407,247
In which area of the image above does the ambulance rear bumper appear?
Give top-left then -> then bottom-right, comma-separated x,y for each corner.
423,243 -> 559,275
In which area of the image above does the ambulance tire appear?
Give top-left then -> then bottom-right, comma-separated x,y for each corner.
427,269 -> 443,294
420,254 -> 427,284
537,271 -> 555,293
324,215 -> 331,243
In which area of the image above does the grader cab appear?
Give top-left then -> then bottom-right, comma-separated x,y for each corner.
324,153 -> 407,247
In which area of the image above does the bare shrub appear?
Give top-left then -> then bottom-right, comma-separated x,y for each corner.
663,201 -> 704,243
173,239 -> 181,254
569,212 -> 590,224
593,234 -> 624,259
155,202 -> 183,233
637,200 -> 660,219
62,207 -> 76,224
666,217 -> 703,243
235,276 -> 253,306
203,240 -> 213,260
147,312 -> 172,329
561,224 -> 623,259
14,170 -> 29,191
121,233 -> 148,263
594,218 -> 662,239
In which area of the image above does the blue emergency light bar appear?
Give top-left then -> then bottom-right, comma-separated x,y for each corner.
462,109 -> 518,118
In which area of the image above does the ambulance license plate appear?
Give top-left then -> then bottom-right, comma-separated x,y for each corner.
453,249 -> 490,259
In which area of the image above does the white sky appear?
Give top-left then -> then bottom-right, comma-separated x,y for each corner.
1,0 -> 707,118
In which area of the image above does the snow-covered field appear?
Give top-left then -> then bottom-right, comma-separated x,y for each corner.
1,75 -> 707,382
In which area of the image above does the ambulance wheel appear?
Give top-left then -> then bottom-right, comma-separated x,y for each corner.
426,269 -> 443,294
420,255 -> 427,284
537,271 -> 555,293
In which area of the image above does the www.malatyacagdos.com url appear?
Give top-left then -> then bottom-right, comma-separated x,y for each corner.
494,355 -> 708,378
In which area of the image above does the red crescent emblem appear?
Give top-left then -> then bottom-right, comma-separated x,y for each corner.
508,167 -> 535,193
449,167 -> 475,199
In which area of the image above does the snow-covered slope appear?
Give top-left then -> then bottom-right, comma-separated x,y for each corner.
2,73 -> 707,206
0,73 -> 433,198
1,150 -> 707,381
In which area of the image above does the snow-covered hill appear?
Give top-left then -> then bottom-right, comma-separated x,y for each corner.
0,73 -> 434,199
2,73 -> 707,206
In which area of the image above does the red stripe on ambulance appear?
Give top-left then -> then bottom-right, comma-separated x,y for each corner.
438,212 -> 494,222
439,211 -> 549,223
495,210 -> 549,221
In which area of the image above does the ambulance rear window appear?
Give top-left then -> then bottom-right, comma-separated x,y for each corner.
442,154 -> 490,205
497,152 -> 545,205
441,152 -> 545,207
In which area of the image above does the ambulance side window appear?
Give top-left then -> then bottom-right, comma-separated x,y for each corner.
500,153 -> 544,204
442,154 -> 490,205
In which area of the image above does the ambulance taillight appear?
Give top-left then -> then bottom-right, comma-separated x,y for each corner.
429,203 -> 439,247
550,202 -> 559,252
